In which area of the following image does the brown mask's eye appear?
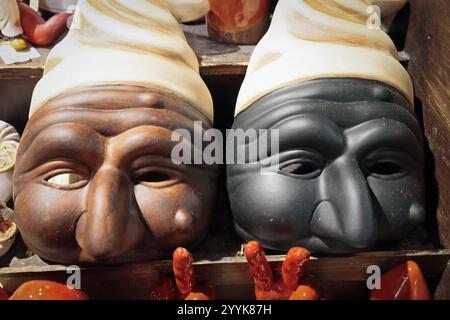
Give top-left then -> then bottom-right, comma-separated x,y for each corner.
367,161 -> 405,178
138,172 -> 172,183
135,169 -> 179,188
44,173 -> 88,190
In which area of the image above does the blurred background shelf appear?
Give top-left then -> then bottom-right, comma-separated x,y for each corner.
0,23 -> 410,80
0,24 -> 254,79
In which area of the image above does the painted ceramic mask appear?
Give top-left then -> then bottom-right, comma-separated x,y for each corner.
227,0 -> 424,253
228,79 -> 424,253
13,0 -> 217,263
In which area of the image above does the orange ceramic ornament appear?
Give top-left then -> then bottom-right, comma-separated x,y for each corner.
207,0 -> 271,45
244,241 -> 319,300
370,260 -> 431,300
9,280 -> 89,300
150,247 -> 215,300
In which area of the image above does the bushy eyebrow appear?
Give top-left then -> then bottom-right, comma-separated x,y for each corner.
19,124 -> 105,170
345,119 -> 423,161
107,125 -> 191,167
271,114 -> 344,156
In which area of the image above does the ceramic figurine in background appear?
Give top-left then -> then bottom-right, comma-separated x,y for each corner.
18,1 -> 73,46
207,0 -> 271,45
0,0 -> 28,50
0,121 -> 20,205
227,0 -> 426,253
38,0 -> 78,13
13,0 -> 218,264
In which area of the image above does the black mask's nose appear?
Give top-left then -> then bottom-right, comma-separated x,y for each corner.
310,156 -> 377,249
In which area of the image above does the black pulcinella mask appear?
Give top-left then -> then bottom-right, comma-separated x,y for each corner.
227,78 -> 425,253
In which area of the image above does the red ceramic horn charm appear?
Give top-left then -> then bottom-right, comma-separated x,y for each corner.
244,241 -> 319,300
370,260 -> 431,300
150,247 -> 215,300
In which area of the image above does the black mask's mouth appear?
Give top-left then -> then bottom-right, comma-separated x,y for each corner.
233,221 -> 370,254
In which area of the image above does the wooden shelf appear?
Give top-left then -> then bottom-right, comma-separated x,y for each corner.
0,23 -> 410,80
1,249 -> 449,299
0,24 -> 253,80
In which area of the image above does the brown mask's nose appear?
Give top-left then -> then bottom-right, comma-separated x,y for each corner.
311,156 -> 377,249
76,164 -> 145,260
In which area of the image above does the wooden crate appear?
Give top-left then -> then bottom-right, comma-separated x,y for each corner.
0,0 -> 449,300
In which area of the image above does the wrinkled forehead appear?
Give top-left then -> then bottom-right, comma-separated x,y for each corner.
234,78 -> 422,141
24,86 -> 211,143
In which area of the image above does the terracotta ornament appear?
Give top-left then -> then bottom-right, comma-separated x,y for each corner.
207,0 -> 271,45
13,0 -> 217,264
227,0 -> 425,253
18,1 -> 73,47
244,241 -> 319,300
370,260 -> 431,300
39,0 -> 78,13
0,0 -> 28,50
0,204 -> 17,259
0,121 -> 19,205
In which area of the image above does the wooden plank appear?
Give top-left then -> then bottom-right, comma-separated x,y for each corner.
434,260 -> 450,300
0,24 -> 252,79
405,0 -> 450,248
0,23 -> 410,79
1,249 -> 449,299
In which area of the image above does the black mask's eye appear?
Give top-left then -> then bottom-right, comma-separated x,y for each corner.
279,160 -> 322,179
281,162 -> 319,175
366,161 -> 405,178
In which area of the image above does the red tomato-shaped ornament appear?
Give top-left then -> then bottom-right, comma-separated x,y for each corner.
9,280 -> 89,300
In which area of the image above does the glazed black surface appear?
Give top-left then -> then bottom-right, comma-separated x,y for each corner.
227,78 -> 426,253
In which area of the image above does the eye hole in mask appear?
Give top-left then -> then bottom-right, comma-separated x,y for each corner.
45,173 -> 88,189
366,161 -> 405,178
279,160 -> 322,178
134,169 -> 180,188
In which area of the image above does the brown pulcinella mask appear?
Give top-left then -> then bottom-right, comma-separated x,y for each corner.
13,86 -> 219,264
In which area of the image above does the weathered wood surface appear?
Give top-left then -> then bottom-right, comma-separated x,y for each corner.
434,260 -> 450,300
0,24 -> 253,79
0,23 -> 410,79
405,0 -> 450,248
1,249 -> 449,300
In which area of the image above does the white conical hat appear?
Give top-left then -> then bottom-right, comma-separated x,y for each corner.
235,0 -> 413,116
30,0 -> 213,120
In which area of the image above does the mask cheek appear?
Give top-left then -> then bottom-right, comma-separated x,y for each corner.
135,183 -> 210,248
367,175 -> 426,239
229,172 -> 317,243
14,183 -> 83,259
